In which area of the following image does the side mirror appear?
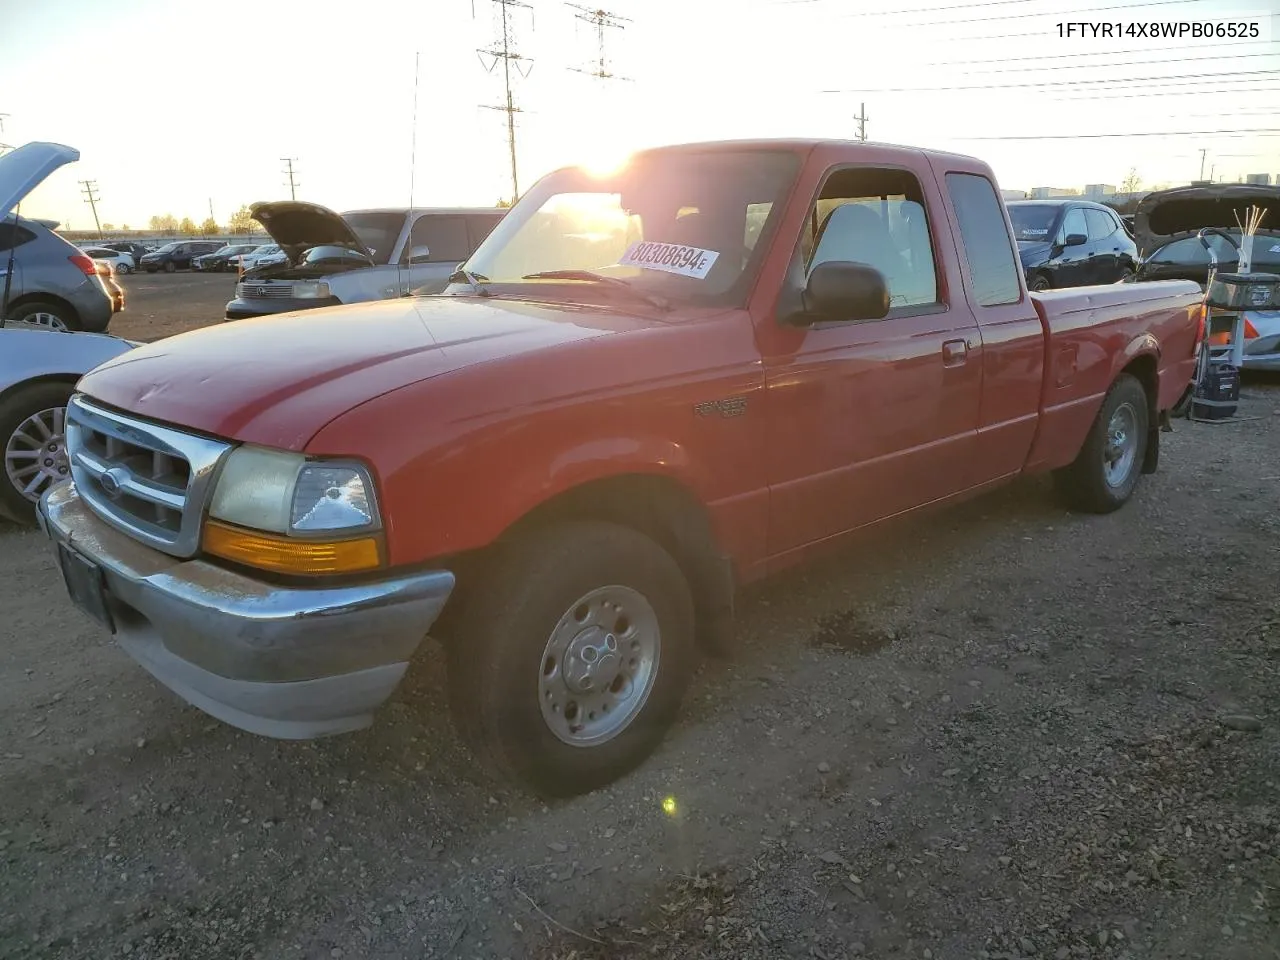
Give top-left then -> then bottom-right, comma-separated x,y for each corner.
1063,233 -> 1087,247
407,244 -> 432,264
800,261 -> 890,324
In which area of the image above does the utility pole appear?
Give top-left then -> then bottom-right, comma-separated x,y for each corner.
477,0 -> 535,204
1199,148 -> 1208,181
854,102 -> 869,142
79,180 -> 103,238
567,4 -> 632,81
281,157 -> 299,201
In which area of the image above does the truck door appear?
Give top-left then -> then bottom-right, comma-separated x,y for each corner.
399,214 -> 471,296
760,163 -> 983,557
939,170 -> 1045,482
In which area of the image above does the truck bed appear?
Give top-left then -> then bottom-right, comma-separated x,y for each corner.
1024,279 -> 1203,472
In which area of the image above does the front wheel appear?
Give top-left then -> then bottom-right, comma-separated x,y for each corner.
1053,373 -> 1149,513
0,381 -> 74,524
1028,273 -> 1052,293
115,261 -> 131,275
446,521 -> 696,798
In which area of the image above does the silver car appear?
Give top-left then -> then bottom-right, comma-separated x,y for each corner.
0,142 -> 137,521
223,202 -> 506,320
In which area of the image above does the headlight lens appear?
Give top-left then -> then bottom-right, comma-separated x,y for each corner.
209,446 -> 380,535
291,281 -> 331,299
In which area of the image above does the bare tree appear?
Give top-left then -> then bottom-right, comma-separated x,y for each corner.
200,217 -> 220,236
178,217 -> 197,235
149,214 -> 178,232
1120,167 -> 1142,195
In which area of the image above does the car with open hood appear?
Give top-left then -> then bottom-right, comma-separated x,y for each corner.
223,202 -> 506,320
1133,183 -> 1280,371
0,142 -> 137,523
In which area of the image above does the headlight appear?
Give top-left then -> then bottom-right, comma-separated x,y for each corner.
206,446 -> 382,574
291,281 -> 332,299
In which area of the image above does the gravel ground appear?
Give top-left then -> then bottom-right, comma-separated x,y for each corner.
108,272 -> 234,341
1,377 -> 1277,960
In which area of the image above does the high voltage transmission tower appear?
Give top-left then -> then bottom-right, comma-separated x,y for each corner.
567,4 -> 631,82
476,0 -> 535,203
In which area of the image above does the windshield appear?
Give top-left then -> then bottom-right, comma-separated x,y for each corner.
212,245 -> 236,255
342,212 -> 404,263
153,242 -> 179,254
1007,204 -> 1061,242
251,244 -> 279,255
457,149 -> 801,307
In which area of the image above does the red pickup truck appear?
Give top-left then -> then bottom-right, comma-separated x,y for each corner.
39,139 -> 1202,797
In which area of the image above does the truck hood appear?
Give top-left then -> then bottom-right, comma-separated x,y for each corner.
1133,184 -> 1280,257
0,142 -> 79,219
77,296 -> 649,450
250,200 -> 371,265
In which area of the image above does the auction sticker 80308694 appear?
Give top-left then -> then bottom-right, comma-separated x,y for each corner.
618,241 -> 720,280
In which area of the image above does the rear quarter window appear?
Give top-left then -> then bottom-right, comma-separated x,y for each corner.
944,172 -> 1022,306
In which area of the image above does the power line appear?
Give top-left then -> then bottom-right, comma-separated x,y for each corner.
567,4 -> 632,81
955,51 -> 1279,76
477,0 -> 535,203
820,68 -> 1278,94
79,180 -> 103,239
952,127 -> 1280,140
922,38 -> 1276,68
281,158 -> 299,201
838,0 -> 1208,26
1053,84 -> 1280,99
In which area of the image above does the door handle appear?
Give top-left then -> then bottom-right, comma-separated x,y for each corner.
942,338 -> 968,366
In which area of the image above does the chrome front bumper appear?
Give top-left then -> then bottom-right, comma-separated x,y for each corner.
38,482 -> 454,739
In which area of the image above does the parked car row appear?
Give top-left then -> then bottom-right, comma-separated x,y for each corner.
191,243 -> 262,272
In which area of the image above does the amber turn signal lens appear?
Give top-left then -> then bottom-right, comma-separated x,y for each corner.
203,520 -> 382,575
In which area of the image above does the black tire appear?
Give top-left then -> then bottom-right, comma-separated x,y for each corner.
7,300 -> 78,331
1028,273 -> 1052,292
1053,373 -> 1149,514
0,381 -> 74,525
446,520 -> 697,798
164,261 -> 176,273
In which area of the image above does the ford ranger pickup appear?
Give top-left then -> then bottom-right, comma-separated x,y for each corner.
38,138 -> 1203,798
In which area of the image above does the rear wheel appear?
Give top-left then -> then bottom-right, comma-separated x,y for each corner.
115,261 -> 131,275
0,381 -> 74,524
6,301 -> 75,331
446,520 -> 697,798
1053,373 -> 1149,513
1028,273 -> 1052,292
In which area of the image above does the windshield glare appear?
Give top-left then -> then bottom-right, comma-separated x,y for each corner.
459,150 -> 800,306
153,242 -> 178,253
1008,204 -> 1060,242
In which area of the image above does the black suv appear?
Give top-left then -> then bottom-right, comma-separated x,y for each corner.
1006,200 -> 1139,291
139,240 -> 223,273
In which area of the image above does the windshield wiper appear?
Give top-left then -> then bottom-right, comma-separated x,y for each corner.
522,270 -> 672,312
447,268 -> 492,297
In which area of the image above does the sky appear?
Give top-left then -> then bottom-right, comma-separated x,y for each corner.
0,0 -> 1276,231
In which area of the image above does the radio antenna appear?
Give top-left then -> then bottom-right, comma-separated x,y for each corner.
406,49 -> 420,297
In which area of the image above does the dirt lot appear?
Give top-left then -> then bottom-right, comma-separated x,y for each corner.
1,371 -> 1277,959
109,271 -> 235,341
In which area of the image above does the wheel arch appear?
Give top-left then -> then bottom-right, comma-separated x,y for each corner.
5,293 -> 82,327
0,372 -> 79,408
1118,352 -> 1159,474
435,471 -> 737,658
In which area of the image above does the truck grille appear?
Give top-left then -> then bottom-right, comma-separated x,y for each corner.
66,395 -> 232,557
235,281 -> 295,299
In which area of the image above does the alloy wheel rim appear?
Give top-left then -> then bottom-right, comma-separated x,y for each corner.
1103,401 -> 1139,487
5,406 -> 69,502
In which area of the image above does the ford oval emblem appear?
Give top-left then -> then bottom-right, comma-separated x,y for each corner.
100,466 -> 129,499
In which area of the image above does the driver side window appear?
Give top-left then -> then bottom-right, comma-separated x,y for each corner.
405,215 -> 469,263
801,167 -> 941,311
